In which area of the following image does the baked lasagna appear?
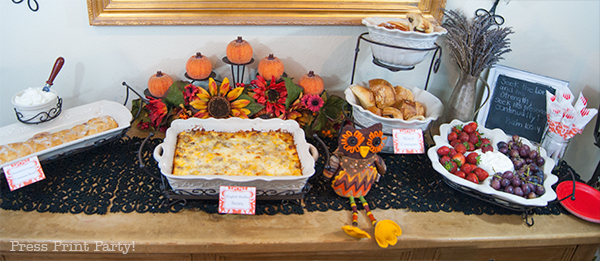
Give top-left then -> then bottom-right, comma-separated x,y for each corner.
172,129 -> 303,176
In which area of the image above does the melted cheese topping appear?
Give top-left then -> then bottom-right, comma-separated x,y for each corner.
172,129 -> 302,176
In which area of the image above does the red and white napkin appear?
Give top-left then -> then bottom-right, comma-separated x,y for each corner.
546,88 -> 597,140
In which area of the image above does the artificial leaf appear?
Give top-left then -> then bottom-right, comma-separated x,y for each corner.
163,81 -> 188,107
283,77 -> 303,109
238,93 -> 264,116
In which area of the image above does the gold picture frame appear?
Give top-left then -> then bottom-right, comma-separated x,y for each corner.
87,0 -> 446,26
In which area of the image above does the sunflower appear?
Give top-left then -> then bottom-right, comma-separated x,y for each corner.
251,75 -> 287,116
189,78 -> 251,119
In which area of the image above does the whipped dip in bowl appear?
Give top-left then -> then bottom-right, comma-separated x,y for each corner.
11,87 -> 62,124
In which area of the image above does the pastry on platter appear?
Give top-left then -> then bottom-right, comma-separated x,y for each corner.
0,115 -> 118,164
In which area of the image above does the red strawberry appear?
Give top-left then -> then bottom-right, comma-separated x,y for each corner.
454,143 -> 467,155
452,125 -> 462,134
450,139 -> 460,147
444,161 -> 458,173
460,163 -> 474,174
469,132 -> 480,145
452,153 -> 465,167
480,138 -> 491,146
463,123 -> 475,134
481,143 -> 494,153
465,142 -> 475,151
466,152 -> 480,165
448,148 -> 458,158
437,146 -> 450,157
447,132 -> 458,142
439,155 -> 451,166
454,171 -> 466,179
467,122 -> 478,131
466,173 -> 479,184
473,167 -> 489,181
458,132 -> 470,142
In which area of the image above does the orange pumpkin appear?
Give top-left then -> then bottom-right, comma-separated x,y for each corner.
186,52 -> 212,80
147,71 -> 173,98
299,70 -> 324,95
226,36 -> 253,64
258,54 -> 285,81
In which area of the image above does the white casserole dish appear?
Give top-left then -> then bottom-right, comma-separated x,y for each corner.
0,100 -> 132,169
344,83 -> 444,153
153,118 -> 319,196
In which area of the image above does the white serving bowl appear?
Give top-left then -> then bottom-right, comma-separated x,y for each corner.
11,88 -> 61,123
362,17 -> 447,69
344,83 -> 444,153
427,119 -> 558,207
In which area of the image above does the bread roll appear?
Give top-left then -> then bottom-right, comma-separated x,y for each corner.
366,106 -> 382,117
382,107 -> 404,119
369,79 -> 395,109
415,101 -> 426,117
407,12 -> 433,34
393,99 -> 418,120
394,85 -> 414,101
350,85 -> 376,108
378,21 -> 411,31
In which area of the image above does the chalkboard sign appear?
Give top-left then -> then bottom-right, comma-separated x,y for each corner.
476,65 -> 569,143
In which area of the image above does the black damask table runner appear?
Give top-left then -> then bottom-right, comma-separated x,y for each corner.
0,136 -> 577,216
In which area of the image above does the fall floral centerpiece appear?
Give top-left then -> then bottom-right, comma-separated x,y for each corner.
132,73 -> 347,138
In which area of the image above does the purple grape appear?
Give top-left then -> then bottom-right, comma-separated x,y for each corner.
514,187 -> 524,197
528,150 -> 538,159
521,184 -> 531,195
529,164 -> 539,172
497,141 -> 508,149
513,159 -> 524,169
528,183 -> 536,193
536,156 -> 545,166
512,135 -> 520,142
536,185 -> 545,195
509,149 -> 520,158
525,158 -> 533,164
511,177 -> 521,187
527,192 -> 537,199
491,180 -> 501,190
504,186 -> 514,194
519,147 -> 529,157
498,147 -> 509,154
502,171 -> 513,180
500,178 -> 511,188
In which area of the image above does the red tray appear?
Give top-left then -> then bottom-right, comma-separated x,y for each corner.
556,181 -> 600,223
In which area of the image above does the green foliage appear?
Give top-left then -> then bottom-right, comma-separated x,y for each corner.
163,81 -> 187,107
283,77 -> 303,109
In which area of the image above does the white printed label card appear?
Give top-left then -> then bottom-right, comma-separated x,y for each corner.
392,129 -> 425,154
218,186 -> 256,215
2,156 -> 46,191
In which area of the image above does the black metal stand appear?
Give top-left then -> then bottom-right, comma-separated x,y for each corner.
15,97 -> 63,124
350,32 -> 442,91
184,71 -> 217,85
222,57 -> 254,85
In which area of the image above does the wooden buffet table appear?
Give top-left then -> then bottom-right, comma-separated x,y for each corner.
1,130 -> 599,261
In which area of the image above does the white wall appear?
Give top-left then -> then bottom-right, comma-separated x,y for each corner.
1,0 -> 598,181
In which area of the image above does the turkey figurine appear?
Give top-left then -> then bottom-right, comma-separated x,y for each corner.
323,123 -> 402,248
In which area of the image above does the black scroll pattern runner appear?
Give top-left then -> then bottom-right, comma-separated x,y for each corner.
0,136 -> 579,216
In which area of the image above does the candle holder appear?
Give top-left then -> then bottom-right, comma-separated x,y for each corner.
184,71 -> 217,84
222,57 -> 254,85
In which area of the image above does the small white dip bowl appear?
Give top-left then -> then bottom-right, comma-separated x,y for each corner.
12,88 -> 61,123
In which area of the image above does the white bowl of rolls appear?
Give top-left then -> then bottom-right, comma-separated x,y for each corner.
344,79 -> 443,153
362,13 -> 447,69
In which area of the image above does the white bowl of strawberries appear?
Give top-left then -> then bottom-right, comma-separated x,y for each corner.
427,119 -> 558,207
